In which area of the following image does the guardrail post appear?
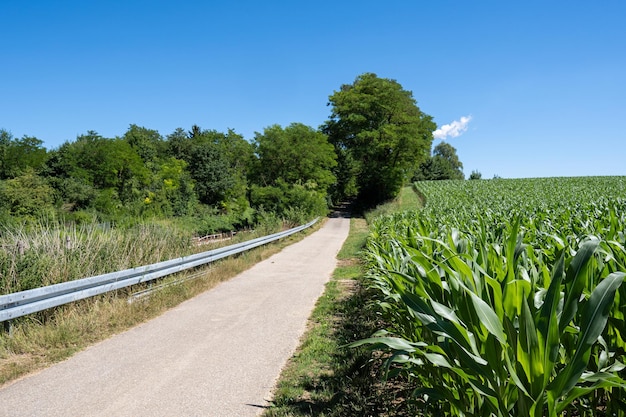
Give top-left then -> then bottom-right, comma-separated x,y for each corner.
2,320 -> 12,336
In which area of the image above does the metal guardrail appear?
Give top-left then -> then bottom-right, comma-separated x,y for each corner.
0,218 -> 318,324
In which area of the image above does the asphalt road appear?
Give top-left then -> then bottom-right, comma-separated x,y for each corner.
0,216 -> 350,417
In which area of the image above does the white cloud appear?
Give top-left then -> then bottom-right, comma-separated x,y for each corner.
433,115 -> 472,140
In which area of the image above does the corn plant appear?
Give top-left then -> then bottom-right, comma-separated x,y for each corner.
356,177 -> 626,416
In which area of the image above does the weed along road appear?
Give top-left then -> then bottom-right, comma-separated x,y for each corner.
0,216 -> 350,417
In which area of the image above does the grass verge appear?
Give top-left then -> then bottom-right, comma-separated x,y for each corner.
263,187 -> 422,416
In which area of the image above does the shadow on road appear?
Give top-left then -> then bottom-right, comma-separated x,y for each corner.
329,201 -> 354,219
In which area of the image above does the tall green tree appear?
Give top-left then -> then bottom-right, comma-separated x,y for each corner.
250,123 -> 337,218
252,123 -> 336,192
123,124 -> 166,168
414,141 -> 465,181
469,170 -> 482,180
0,129 -> 48,179
165,127 -> 191,160
322,73 -> 435,205
208,128 -> 254,213
166,126 -> 253,209
188,144 -> 233,206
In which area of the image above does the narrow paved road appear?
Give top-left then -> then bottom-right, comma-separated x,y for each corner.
0,216 -> 350,417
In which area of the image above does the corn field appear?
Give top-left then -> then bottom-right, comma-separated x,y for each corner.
357,177 -> 626,416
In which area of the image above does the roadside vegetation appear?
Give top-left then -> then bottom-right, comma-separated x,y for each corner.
1,72 -> 448,388
264,187 -> 423,416
0,221 -> 320,385
265,178 -> 626,416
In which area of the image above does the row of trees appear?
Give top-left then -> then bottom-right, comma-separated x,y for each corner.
0,73 -> 467,230
0,123 -> 335,226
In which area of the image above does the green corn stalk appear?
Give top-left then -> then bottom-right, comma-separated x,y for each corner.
360,198 -> 626,416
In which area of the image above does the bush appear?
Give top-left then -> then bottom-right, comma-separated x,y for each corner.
469,170 -> 482,180
249,181 -> 328,222
0,171 -> 56,218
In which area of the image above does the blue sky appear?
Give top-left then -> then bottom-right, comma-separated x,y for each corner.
2,1 -> 625,179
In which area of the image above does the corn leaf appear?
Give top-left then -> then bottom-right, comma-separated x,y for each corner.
548,272 -> 625,398
559,239 -> 599,332
469,291 -> 506,344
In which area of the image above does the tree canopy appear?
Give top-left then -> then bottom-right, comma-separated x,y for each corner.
323,73 -> 435,205
414,141 -> 465,181
249,123 -> 337,217
0,72 -> 466,230
252,123 -> 336,192
175,126 -> 253,212
0,129 -> 48,179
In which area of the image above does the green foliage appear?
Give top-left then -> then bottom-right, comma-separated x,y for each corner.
55,177 -> 99,211
249,123 -> 335,220
0,129 -> 48,179
323,73 -> 435,205
45,131 -> 150,209
194,209 -> 239,235
192,203 -> 255,236
0,170 -> 56,218
123,124 -> 166,168
93,188 -> 121,217
188,143 -> 234,205
330,149 -> 359,200
249,180 -> 329,221
252,123 -> 337,193
469,170 -> 482,180
165,127 -> 191,159
1,72 -> 444,231
249,183 -> 284,213
414,141 -> 464,181
168,126 -> 253,210
5,118 -> 336,236
147,157 -> 197,217
359,177 -> 626,416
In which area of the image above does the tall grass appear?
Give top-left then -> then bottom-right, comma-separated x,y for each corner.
0,221 -> 192,293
